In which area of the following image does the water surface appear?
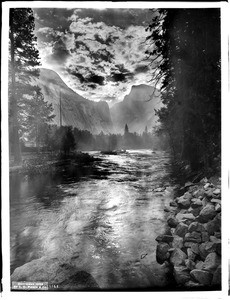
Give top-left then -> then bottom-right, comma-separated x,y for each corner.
10,149 -> 174,289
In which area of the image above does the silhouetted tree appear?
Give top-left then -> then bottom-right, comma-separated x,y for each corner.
147,9 -> 221,172
9,8 -> 40,163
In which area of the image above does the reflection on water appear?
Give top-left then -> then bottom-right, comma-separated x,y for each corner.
10,150 -> 174,289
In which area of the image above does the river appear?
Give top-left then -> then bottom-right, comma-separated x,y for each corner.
10,149 -> 175,290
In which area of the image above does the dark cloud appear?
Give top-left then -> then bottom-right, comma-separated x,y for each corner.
134,64 -> 150,74
68,68 -> 105,87
86,74 -> 105,85
46,39 -> 70,64
108,64 -> 134,82
90,49 -> 114,64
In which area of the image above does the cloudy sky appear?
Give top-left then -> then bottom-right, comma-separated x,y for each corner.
34,8 -> 155,105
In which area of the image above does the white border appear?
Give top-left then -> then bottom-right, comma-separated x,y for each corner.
1,2 -> 230,300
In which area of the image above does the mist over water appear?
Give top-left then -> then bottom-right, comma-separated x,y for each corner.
10,150 -> 174,289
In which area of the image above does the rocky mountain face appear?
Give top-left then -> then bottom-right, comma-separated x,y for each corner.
110,84 -> 162,134
37,68 -> 113,134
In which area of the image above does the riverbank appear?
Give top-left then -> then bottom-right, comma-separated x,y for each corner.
9,152 -> 101,175
156,175 -> 221,290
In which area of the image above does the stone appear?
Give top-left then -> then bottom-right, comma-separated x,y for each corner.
176,213 -> 195,223
204,183 -> 210,189
199,242 -> 217,260
201,231 -> 210,242
177,198 -> 191,208
202,252 -> 221,273
198,204 -> 217,223
213,189 -> 221,196
175,223 -> 188,237
154,187 -> 165,192
190,269 -> 213,286
210,236 -> 221,243
184,232 -> 202,243
183,192 -> 193,200
195,261 -> 204,270
191,208 -> 202,217
184,243 -> 200,255
211,199 -> 221,204
156,243 -> 170,264
167,216 -> 179,228
185,259 -> 195,270
173,266 -> 191,285
193,188 -> 205,198
188,222 -> 204,233
204,189 -> 214,198
215,204 -> 221,212
212,265 -> 221,286
170,248 -> 187,266
187,248 -> 196,261
11,257 -> 100,290
191,199 -> 203,208
172,235 -> 184,249
205,214 -> 221,235
156,234 -> 174,243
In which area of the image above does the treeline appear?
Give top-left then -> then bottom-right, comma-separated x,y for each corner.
146,9 -> 221,174
21,124 -> 159,153
9,8 -> 55,164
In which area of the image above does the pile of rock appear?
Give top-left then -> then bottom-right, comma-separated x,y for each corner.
156,177 -> 221,289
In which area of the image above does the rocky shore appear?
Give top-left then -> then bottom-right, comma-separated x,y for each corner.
156,176 -> 221,289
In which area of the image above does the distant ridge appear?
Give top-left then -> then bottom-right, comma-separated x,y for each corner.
110,84 -> 162,133
37,68 -> 113,134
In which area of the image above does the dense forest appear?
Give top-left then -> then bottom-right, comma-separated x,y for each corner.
146,9 -> 221,176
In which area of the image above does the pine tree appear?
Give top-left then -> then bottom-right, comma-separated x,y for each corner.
146,9 -> 221,172
26,86 -> 55,150
9,8 -> 40,163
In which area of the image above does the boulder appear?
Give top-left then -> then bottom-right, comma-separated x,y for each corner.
176,213 -> 195,223
183,192 -> 193,200
11,257 -> 100,290
195,261 -> 204,270
177,198 -> 191,208
215,204 -> 221,212
191,198 -> 203,208
172,235 -> 184,249
173,266 -> 191,285
204,189 -> 214,198
202,252 -> 221,273
201,231 -> 210,242
205,214 -> 221,235
170,248 -> 187,266
204,183 -> 210,190
185,259 -> 195,271
213,189 -> 221,196
211,265 -> 221,286
156,243 -> 170,264
175,223 -> 188,237
199,242 -> 217,260
184,232 -> 201,243
211,199 -> 221,204
193,188 -> 205,198
190,269 -> 213,286
198,204 -> 216,223
188,222 -> 204,233
156,234 -> 174,243
167,216 -> 179,228
187,248 -> 196,261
